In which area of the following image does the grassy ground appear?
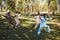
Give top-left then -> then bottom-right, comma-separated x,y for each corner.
0,14 -> 60,40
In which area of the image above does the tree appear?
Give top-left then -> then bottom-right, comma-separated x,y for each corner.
55,0 -> 60,12
0,0 -> 2,12
6,0 -> 15,11
15,0 -> 19,11
50,1 -> 57,11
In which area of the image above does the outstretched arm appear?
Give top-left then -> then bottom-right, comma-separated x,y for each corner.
46,18 -> 52,20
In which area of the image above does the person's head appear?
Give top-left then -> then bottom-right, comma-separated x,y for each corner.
16,11 -> 18,13
37,10 -> 40,16
7,10 -> 10,15
42,14 -> 47,18
7,12 -> 11,15
18,11 -> 21,14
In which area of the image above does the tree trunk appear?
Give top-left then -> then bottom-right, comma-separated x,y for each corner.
55,0 -> 60,12
0,6 -> 2,12
47,0 -> 51,16
15,0 -> 19,10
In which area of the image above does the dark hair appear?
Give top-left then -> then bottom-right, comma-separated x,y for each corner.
7,12 -> 10,15
18,12 -> 21,14
16,11 -> 18,13
42,14 -> 47,18
37,11 -> 40,15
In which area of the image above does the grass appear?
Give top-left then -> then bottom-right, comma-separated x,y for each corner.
0,14 -> 60,40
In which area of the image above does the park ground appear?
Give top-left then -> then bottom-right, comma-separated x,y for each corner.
0,13 -> 60,40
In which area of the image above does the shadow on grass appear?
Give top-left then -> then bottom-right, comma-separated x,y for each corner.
0,18 -> 60,40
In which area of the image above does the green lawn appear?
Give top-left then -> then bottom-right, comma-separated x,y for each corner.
0,14 -> 60,40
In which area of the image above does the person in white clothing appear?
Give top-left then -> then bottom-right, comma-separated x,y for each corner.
34,11 -> 41,29
14,11 -> 21,29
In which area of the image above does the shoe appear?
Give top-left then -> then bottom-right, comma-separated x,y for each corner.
37,31 -> 41,35
14,25 -> 17,29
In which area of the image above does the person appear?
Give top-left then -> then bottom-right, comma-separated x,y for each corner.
34,11 -> 41,29
37,14 -> 52,35
52,11 -> 55,15
14,11 -> 21,29
5,11 -> 13,27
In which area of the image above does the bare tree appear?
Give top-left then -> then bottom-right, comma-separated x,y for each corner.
55,0 -> 60,12
15,0 -> 19,10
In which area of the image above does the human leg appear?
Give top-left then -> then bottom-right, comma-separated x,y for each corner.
34,23 -> 39,29
14,20 -> 20,28
45,25 -> 50,33
37,23 -> 44,35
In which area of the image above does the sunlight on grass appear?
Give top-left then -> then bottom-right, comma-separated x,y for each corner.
14,34 -> 19,37
21,21 -> 35,28
21,24 -> 30,27
55,37 -> 60,40
0,14 -> 60,40
23,33 -> 30,39
25,21 -> 35,24
29,30 -> 33,32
